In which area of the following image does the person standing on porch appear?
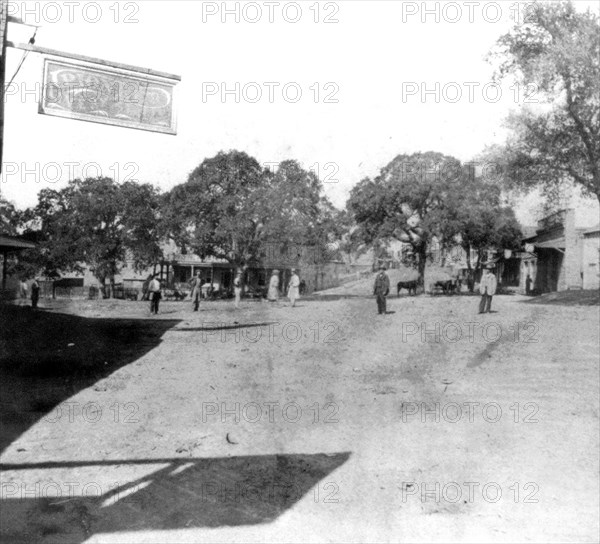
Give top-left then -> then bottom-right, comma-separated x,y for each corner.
287,269 -> 300,307
526,274 -> 532,295
478,265 -> 497,314
267,270 -> 279,302
19,279 -> 28,305
234,270 -> 243,309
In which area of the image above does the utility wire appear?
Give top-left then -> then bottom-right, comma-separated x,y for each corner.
7,27 -> 38,88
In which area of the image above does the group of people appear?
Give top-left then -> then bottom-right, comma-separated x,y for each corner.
372,264 -> 498,315
18,278 -> 41,309
185,268 -> 302,314
267,268 -> 301,307
17,265 -> 498,316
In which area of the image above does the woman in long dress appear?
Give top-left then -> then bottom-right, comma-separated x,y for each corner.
287,269 -> 300,307
267,270 -> 279,302
234,270 -> 243,309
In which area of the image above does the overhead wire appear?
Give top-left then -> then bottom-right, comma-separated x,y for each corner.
7,26 -> 39,88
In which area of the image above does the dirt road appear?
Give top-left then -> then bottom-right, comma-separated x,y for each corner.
1,289 -> 598,543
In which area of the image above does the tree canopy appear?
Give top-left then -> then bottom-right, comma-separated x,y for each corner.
23,177 -> 163,288
348,152 -> 522,286
163,151 -> 332,268
490,1 -> 600,201
348,152 -> 464,285
446,173 -> 522,280
0,197 -> 19,236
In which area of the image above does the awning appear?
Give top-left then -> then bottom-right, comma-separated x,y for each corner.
1,236 -> 36,289
0,235 -> 36,252
535,237 -> 566,250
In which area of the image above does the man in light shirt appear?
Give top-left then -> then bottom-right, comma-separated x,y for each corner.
478,265 -> 498,314
148,275 -> 162,315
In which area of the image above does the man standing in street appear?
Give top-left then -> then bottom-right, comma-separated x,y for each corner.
141,274 -> 153,301
148,274 -> 162,315
30,278 -> 40,309
373,265 -> 390,315
478,265 -> 498,314
190,271 -> 202,311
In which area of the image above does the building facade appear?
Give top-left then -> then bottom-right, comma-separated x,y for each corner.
49,239 -> 343,298
582,227 -> 600,290
520,209 -> 600,293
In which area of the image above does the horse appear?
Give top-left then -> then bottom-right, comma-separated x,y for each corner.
433,280 -> 456,295
397,280 -> 418,296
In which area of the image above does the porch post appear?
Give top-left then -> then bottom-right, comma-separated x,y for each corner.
2,249 -> 6,290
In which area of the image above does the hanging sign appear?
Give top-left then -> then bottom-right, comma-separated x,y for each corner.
39,58 -> 178,134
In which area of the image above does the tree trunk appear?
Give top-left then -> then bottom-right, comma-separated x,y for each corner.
232,260 -> 243,298
464,244 -> 475,293
109,275 -> 115,299
416,245 -> 427,291
473,249 -> 484,290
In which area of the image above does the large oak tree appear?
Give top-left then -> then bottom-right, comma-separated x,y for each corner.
348,152 -> 464,286
490,1 -> 600,201
24,177 -> 163,294
163,150 -> 332,269
348,152 -> 522,288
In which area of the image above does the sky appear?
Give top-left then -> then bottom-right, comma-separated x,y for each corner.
1,0 -> 599,225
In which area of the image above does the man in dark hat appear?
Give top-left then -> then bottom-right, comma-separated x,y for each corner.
373,265 -> 390,315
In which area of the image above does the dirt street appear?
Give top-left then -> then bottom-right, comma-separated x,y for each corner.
1,285 -> 599,543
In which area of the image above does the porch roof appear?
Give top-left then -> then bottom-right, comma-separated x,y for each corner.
535,237 -> 566,250
0,235 -> 36,252
173,261 -> 232,268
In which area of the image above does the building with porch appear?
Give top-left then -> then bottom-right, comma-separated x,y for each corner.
0,234 -> 36,299
72,239 -> 344,299
520,209 -> 600,293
